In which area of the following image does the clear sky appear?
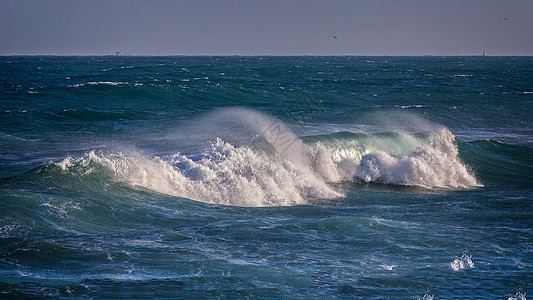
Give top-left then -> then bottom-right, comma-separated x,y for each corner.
1,0 -> 532,56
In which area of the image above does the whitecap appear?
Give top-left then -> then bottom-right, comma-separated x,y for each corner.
54,110 -> 482,206
355,128 -> 481,189
508,292 -> 527,300
87,81 -> 129,85
378,264 -> 396,271
450,254 -> 475,271
56,138 -> 342,207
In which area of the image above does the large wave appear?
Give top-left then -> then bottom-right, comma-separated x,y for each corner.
353,128 -> 481,188
54,109 -> 481,207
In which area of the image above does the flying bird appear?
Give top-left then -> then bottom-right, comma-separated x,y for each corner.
504,17 -> 509,21
332,36 -> 338,40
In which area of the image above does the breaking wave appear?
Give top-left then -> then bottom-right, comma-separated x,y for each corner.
51,109 -> 480,206
450,254 -> 475,271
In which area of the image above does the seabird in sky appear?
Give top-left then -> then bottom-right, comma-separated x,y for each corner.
332,36 -> 338,40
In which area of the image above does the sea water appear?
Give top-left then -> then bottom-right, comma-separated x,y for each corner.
1,56 -> 531,298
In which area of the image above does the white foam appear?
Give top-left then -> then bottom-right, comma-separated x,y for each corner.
355,128 -> 481,189
310,142 -> 345,182
508,292 -> 527,300
415,294 -> 434,300
395,104 -> 426,109
450,254 -> 475,271
69,81 -> 130,88
57,139 -> 342,207
87,81 -> 129,85
378,264 -> 396,271
453,74 -> 473,77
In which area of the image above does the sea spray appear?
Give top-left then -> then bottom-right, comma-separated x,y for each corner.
355,128 -> 482,188
171,107 -> 312,168
56,139 -> 342,207
54,110 -> 483,206
450,254 -> 475,271
56,130 -> 480,207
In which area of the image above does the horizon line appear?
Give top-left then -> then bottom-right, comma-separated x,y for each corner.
2,54 -> 533,58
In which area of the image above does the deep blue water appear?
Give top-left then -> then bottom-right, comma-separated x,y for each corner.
1,56 -> 532,299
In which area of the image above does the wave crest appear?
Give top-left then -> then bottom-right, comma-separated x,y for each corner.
57,139 -> 342,207
355,128 -> 481,188
54,110 -> 481,206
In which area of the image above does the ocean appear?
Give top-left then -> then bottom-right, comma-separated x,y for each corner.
1,56 -> 531,299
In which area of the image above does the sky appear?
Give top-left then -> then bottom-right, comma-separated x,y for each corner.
0,0 -> 532,56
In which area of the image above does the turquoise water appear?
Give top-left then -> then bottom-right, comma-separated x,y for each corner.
1,56 -> 532,299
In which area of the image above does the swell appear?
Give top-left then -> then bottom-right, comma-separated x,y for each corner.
458,139 -> 533,186
52,141 -> 341,207
2,108 -> 152,123
307,128 -> 481,189
9,130 -> 527,211
4,121 -> 491,208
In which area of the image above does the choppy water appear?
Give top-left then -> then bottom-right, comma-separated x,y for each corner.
1,56 -> 532,299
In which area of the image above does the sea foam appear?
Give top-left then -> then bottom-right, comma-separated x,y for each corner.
355,128 -> 481,189
57,139 -> 341,207
450,254 -> 475,271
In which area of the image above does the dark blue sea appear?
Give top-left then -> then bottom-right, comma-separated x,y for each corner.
1,56 -> 532,299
